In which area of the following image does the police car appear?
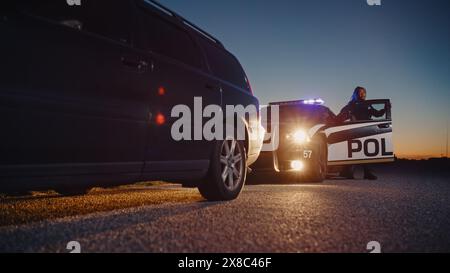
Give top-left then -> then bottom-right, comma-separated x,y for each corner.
252,99 -> 394,182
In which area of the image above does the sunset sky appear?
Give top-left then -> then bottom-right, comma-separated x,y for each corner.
160,0 -> 450,159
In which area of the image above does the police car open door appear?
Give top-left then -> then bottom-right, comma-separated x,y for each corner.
325,100 -> 394,166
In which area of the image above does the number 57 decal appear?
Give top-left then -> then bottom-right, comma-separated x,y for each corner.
303,150 -> 313,159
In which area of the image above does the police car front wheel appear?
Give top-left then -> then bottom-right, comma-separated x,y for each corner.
306,139 -> 327,183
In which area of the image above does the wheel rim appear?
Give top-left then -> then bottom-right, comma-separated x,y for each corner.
220,137 -> 244,191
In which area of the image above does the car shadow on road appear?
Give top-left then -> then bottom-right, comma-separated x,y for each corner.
246,171 -> 323,186
0,198 -> 226,252
0,185 -> 188,202
246,170 -> 364,186
0,183 -> 231,229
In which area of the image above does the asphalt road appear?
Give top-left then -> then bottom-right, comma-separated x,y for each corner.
1,166 -> 450,253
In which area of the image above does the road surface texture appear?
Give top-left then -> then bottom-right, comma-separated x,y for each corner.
1,162 -> 450,253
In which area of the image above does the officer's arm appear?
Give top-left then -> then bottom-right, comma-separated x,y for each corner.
336,105 -> 351,122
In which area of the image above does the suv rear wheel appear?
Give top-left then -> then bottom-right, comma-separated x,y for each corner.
198,137 -> 247,201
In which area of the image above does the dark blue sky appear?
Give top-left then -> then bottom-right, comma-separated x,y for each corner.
159,0 -> 450,158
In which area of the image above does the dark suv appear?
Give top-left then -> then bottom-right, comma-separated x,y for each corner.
0,0 -> 263,200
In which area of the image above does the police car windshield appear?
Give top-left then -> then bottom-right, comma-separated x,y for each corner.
278,105 -> 329,124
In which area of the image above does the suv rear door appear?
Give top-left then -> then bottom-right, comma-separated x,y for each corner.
325,99 -> 394,166
0,1 -> 148,177
133,0 -> 221,177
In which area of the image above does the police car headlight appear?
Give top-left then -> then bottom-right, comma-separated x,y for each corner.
291,160 -> 304,171
287,129 -> 310,144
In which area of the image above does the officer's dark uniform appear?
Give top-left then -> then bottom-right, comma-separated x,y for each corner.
338,101 -> 386,122
336,98 -> 386,180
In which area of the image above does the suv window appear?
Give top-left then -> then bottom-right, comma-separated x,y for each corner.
202,41 -> 250,92
135,3 -> 202,68
21,0 -> 132,44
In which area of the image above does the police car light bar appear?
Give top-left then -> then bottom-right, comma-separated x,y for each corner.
303,98 -> 325,105
269,98 -> 325,106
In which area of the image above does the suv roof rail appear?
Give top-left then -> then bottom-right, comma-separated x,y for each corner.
144,0 -> 174,16
182,19 -> 224,47
148,0 -> 224,48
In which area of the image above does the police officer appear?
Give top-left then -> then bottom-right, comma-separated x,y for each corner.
337,86 -> 388,180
